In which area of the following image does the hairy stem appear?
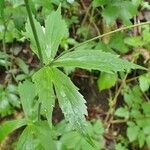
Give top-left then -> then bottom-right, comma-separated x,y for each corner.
69,21 -> 150,51
24,0 -> 43,66
24,0 -> 43,121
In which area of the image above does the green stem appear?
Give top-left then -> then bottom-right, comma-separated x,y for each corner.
24,0 -> 43,66
70,21 -> 150,51
38,102 -> 42,121
55,21 -> 150,61
2,22 -> 8,70
24,0 -> 43,121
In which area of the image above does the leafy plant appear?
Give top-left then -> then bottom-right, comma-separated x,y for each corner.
54,119 -> 104,150
115,85 -> 150,149
0,0 -> 147,149
139,72 -> 150,92
0,51 -> 11,68
24,3 -> 142,131
0,84 -> 20,117
92,0 -> 139,25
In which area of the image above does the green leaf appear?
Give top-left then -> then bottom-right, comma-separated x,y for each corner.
52,50 -> 143,73
0,51 -> 11,68
115,143 -> 128,150
136,118 -> 150,129
124,85 -> 143,107
115,107 -> 129,119
130,109 -> 142,118
139,73 -> 150,92
9,0 -> 24,8
0,84 -> 20,117
16,58 -> 29,74
45,5 -> 68,59
17,126 -> 34,150
61,131 -> 83,149
142,102 -> 150,115
127,125 -> 140,142
92,0 -> 108,8
32,67 -> 55,127
17,122 -> 56,150
24,16 -> 47,63
118,1 -> 137,25
34,122 -> 56,150
143,126 -> 150,134
102,5 -> 119,25
142,2 -> 150,9
61,132 -> 97,150
92,120 -> 104,135
124,36 -> 144,47
102,1 -> 138,25
50,68 -> 87,133
0,0 -> 5,19
146,135 -> 150,149
143,28 -> 150,43
109,33 -> 128,53
18,80 -> 37,119
0,119 -> 26,143
97,72 -> 117,91
24,6 -> 68,64
139,76 -> 149,92
138,130 -> 145,148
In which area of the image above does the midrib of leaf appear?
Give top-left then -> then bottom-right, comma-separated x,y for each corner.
52,50 -> 144,73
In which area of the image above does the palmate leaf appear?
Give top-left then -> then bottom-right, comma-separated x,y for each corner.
24,6 -> 67,64
52,50 -> 144,73
32,67 -> 55,127
50,67 -> 88,133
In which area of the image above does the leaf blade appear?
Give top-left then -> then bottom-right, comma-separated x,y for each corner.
50,68 -> 87,133
0,119 -> 26,143
52,50 -> 144,73
32,67 -> 55,127
45,6 -> 68,59
18,80 -> 37,119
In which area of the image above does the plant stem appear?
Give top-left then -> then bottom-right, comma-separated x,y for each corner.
69,21 -> 150,51
24,0 -> 43,66
2,22 -> 8,70
104,73 -> 128,124
54,21 -> 150,61
38,102 -> 42,121
24,0 -> 43,121
110,119 -> 127,124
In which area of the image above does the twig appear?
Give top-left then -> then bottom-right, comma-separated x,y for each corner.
80,1 -> 91,26
110,119 -> 127,124
80,1 -> 101,37
126,76 -> 139,83
104,73 -> 128,124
